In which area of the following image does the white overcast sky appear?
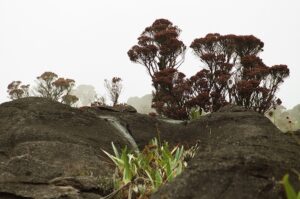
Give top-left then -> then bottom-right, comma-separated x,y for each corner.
0,0 -> 299,108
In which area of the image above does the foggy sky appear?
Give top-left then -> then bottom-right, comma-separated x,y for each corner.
0,0 -> 299,108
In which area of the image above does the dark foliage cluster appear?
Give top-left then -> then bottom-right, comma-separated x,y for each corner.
128,19 -> 186,81
128,19 -> 289,120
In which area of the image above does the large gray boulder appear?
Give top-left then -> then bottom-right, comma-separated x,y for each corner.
0,97 -> 299,199
0,97 -> 136,198
151,105 -> 300,199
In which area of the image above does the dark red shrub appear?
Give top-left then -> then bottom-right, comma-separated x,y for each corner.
128,20 -> 289,119
128,18 -> 186,80
190,33 -> 289,113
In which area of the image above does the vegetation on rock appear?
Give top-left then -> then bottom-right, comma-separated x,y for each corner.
35,71 -> 78,105
7,71 -> 79,106
102,138 -> 198,199
7,80 -> 30,100
104,77 -> 123,106
128,19 -> 289,120
282,174 -> 300,199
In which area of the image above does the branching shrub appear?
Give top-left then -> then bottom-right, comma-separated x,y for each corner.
7,81 -> 30,100
128,19 -> 186,80
104,77 -> 123,106
190,34 -> 289,113
129,19 -> 290,120
35,71 -> 78,105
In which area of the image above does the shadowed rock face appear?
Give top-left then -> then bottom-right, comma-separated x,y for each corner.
150,107 -> 300,199
0,97 -> 135,198
0,97 -> 299,199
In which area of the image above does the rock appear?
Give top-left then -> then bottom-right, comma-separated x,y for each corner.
49,176 -> 106,192
0,98 -> 299,199
151,107 -> 300,199
113,104 -> 137,113
217,104 -> 252,112
91,104 -> 137,113
0,97 -> 131,198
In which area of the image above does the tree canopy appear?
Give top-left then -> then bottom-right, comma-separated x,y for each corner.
129,19 -> 290,119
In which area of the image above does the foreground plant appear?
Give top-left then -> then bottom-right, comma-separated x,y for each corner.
102,138 -> 196,199
282,174 -> 300,199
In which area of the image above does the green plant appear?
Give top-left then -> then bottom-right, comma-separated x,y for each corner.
282,174 -> 300,199
102,138 -> 194,199
189,107 -> 203,120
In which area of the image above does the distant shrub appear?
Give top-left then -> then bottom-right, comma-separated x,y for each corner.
104,77 -> 123,106
7,81 -> 30,100
7,71 -> 78,106
35,71 -> 78,105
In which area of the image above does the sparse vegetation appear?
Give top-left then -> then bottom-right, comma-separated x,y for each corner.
282,174 -> 300,199
102,138 -> 198,199
7,81 -> 30,100
104,77 -> 123,106
35,71 -> 78,105
7,71 -> 79,106
189,107 -> 204,120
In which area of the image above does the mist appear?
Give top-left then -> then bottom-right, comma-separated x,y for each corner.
71,84 -> 97,106
266,104 -> 300,132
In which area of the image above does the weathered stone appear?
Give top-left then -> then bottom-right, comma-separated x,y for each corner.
0,98 -> 299,199
151,107 -> 300,199
91,104 -> 137,113
0,97 -> 126,198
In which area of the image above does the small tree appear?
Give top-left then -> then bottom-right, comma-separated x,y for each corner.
128,19 -> 187,118
190,33 -> 289,113
128,18 -> 186,81
35,72 -> 59,99
35,71 -> 78,105
7,81 -> 30,100
104,77 -> 122,106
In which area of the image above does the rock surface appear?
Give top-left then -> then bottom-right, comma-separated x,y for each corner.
0,97 -> 134,198
151,106 -> 300,199
0,98 -> 299,199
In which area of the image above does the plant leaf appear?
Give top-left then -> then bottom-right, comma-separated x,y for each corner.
283,174 -> 298,199
111,142 -> 120,158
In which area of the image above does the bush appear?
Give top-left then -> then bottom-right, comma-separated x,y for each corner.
102,138 -> 198,198
7,81 -> 30,100
128,19 -> 289,120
